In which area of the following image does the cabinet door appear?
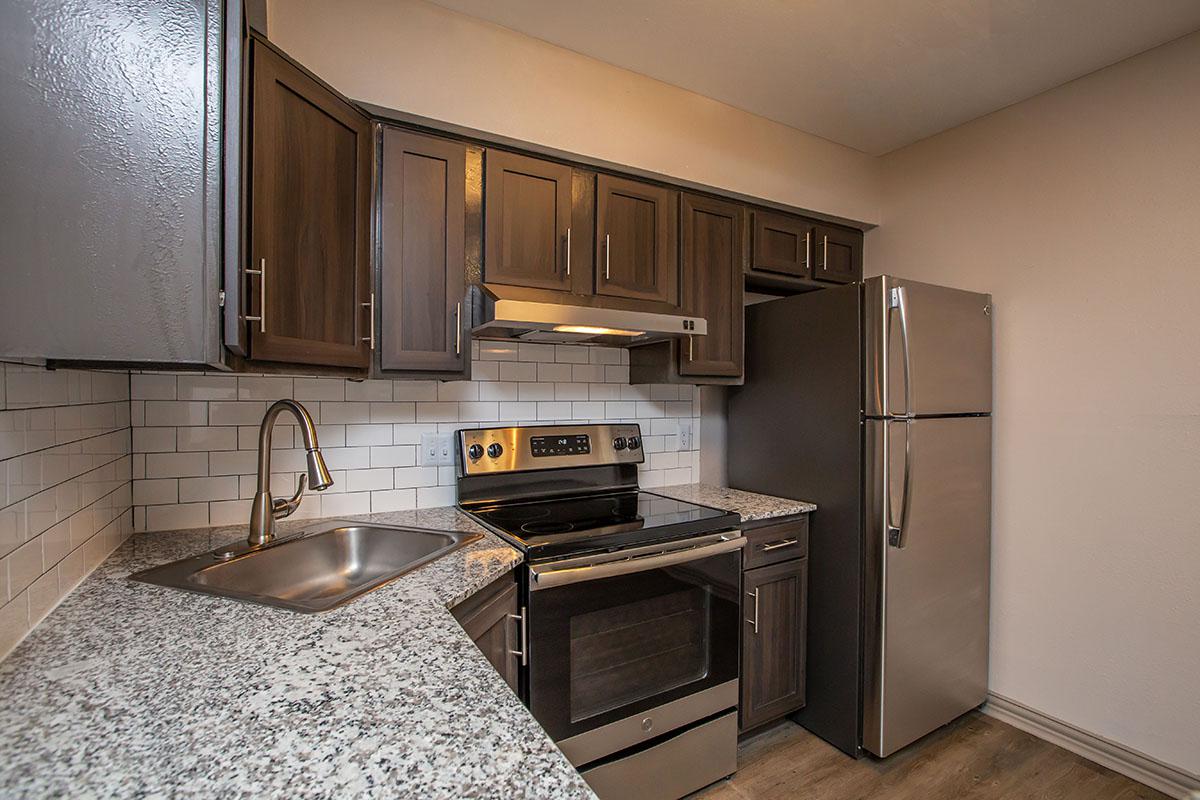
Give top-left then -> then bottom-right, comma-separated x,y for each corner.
246,38 -> 371,369
679,194 -> 743,377
812,224 -> 863,284
750,210 -> 813,281
378,128 -> 467,374
484,150 -> 573,292
452,573 -> 520,692
741,558 -> 808,731
596,175 -> 678,304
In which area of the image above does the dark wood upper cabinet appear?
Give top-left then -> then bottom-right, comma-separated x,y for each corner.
741,556 -> 809,732
679,194 -> 744,378
484,150 -> 574,292
451,571 -> 520,692
812,223 -> 863,284
378,127 -> 468,375
750,210 -> 813,281
596,175 -> 679,304
245,38 -> 372,370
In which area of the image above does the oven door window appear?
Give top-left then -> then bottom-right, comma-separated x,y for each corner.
528,550 -> 740,742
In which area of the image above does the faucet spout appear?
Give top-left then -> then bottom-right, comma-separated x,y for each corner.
248,399 -> 331,547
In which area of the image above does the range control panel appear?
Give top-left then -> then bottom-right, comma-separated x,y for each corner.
458,424 -> 643,475
531,433 -> 591,458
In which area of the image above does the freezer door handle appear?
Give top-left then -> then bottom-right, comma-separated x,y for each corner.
888,285 -> 914,416
886,418 -> 914,548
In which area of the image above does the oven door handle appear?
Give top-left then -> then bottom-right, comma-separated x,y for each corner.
529,536 -> 745,590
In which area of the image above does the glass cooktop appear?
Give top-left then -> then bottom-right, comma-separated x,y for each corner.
466,491 -> 739,561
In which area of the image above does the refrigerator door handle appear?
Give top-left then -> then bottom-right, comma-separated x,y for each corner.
886,419 -> 914,548
889,285 -> 915,416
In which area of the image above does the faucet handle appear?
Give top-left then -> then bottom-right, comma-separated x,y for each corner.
272,473 -> 308,520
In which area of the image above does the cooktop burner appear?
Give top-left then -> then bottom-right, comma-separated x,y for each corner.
467,490 -> 739,561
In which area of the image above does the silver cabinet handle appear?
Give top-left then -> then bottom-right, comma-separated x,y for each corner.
746,588 -> 759,634
361,292 -> 375,349
244,258 -> 265,333
760,538 -> 799,552
687,334 -> 694,361
566,227 -> 572,276
508,607 -> 527,666
604,233 -> 610,280
455,301 -> 462,355
804,230 -> 810,268
822,234 -> 829,270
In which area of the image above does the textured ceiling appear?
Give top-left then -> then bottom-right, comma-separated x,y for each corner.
427,0 -> 1200,154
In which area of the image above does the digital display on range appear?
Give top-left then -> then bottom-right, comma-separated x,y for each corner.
530,434 -> 591,457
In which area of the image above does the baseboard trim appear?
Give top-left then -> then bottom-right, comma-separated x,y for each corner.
981,692 -> 1200,800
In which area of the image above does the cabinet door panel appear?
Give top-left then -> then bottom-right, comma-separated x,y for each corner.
485,150 -> 573,292
247,39 -> 371,369
452,572 -> 520,692
379,128 -> 466,374
741,558 -> 808,731
596,175 -> 678,304
679,194 -> 743,377
813,224 -> 863,284
750,210 -> 812,280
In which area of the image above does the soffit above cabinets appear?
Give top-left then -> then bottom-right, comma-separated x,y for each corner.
426,0 -> 1200,155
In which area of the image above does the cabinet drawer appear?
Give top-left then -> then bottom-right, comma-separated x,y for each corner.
743,516 -> 810,569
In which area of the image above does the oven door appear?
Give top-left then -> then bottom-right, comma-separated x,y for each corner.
526,532 -> 743,762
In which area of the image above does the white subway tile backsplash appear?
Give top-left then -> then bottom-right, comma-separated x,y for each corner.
127,346 -> 703,532
368,402 -> 415,424
144,401 -> 207,427
344,379 -> 393,402
537,362 -> 573,382
176,375 -> 238,401
130,374 -> 177,401
499,361 -> 538,382
346,424 -> 393,447
238,376 -> 293,400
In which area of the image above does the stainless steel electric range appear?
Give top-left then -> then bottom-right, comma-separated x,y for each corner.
456,423 -> 744,800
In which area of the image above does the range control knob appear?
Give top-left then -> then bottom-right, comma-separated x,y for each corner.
486,442 -> 504,459
627,436 -> 641,450
612,436 -> 627,451
467,443 -> 484,460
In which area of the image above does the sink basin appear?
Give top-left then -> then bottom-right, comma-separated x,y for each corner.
129,523 -> 482,612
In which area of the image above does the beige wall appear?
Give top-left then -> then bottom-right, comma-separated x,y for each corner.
869,32 -> 1200,774
265,0 -> 880,225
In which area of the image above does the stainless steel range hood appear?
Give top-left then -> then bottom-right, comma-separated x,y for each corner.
472,284 -> 707,346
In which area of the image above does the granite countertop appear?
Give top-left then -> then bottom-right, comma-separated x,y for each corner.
652,483 -> 817,522
0,507 -> 596,800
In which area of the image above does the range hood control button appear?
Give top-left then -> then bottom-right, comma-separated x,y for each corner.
487,443 -> 504,459
612,436 -> 627,450
467,444 -> 484,460
627,436 -> 641,450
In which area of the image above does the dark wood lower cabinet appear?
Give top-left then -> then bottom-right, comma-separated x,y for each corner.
741,552 -> 809,732
451,571 -> 520,692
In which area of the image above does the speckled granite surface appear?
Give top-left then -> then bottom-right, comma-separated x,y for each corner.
652,484 -> 816,522
0,507 -> 596,800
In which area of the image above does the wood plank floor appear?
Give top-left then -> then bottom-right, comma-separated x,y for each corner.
691,712 -> 1170,800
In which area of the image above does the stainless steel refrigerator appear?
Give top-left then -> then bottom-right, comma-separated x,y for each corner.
728,275 -> 992,758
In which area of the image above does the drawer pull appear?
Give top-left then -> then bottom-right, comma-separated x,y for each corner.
760,538 -> 799,552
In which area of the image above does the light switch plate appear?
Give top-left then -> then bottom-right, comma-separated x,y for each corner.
420,432 -> 455,467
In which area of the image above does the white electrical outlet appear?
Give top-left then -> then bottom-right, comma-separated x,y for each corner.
420,432 -> 455,466
677,420 -> 693,451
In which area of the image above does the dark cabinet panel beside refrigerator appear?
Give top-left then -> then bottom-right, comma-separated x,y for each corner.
728,275 -> 992,758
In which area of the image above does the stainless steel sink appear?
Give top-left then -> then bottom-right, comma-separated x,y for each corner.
129,523 -> 482,612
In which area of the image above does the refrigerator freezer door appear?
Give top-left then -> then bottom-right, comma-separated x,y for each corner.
864,276 -> 993,417
863,416 -> 991,757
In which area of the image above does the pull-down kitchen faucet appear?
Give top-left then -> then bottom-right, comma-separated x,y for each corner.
247,399 -> 333,547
